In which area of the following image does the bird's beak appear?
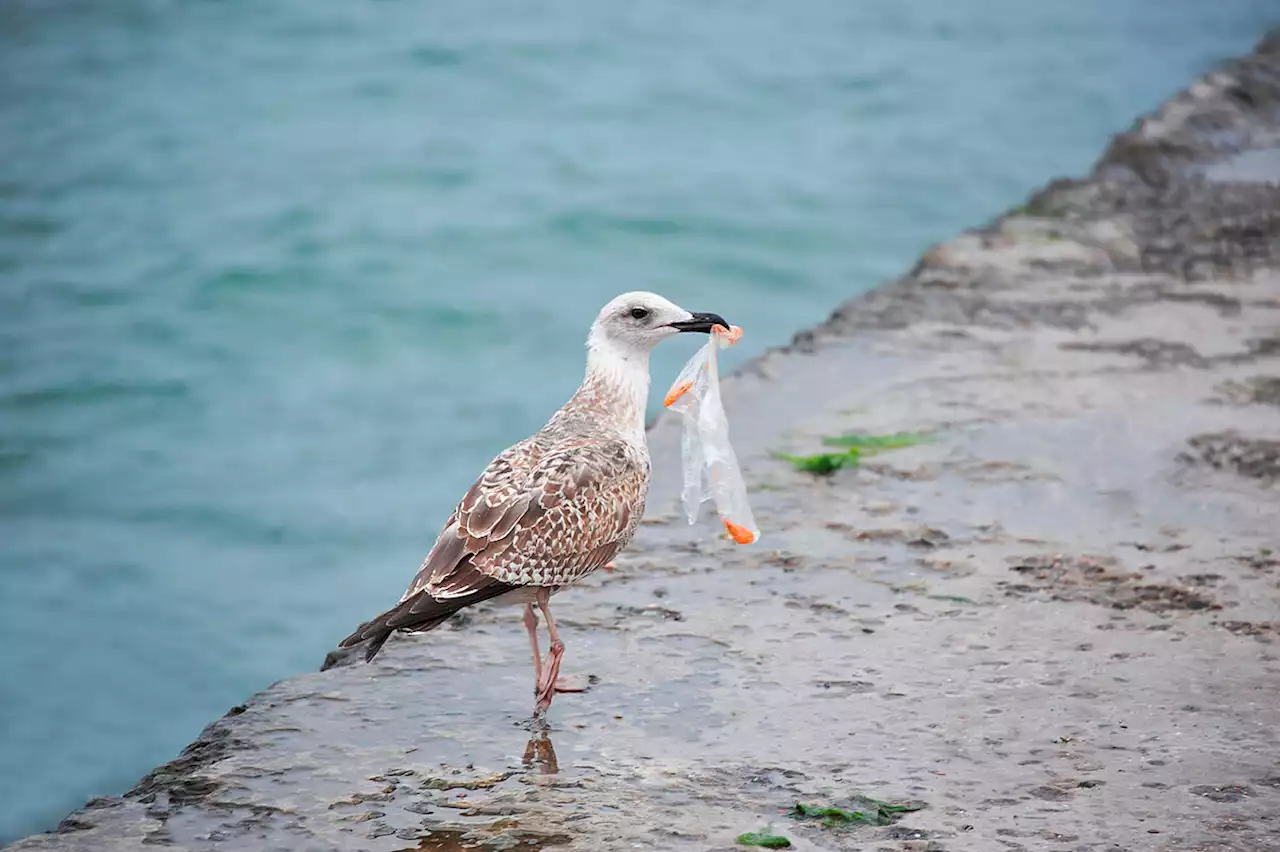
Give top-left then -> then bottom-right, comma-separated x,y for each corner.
667,311 -> 730,334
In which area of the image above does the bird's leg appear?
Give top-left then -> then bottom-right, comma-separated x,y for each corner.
533,589 -> 588,714
539,595 -> 589,692
533,590 -> 565,713
523,603 -> 542,686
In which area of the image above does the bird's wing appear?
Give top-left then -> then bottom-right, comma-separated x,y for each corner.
400,437 -> 647,603
337,437 -> 647,660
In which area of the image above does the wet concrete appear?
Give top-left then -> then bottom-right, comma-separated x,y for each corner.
11,30 -> 1280,852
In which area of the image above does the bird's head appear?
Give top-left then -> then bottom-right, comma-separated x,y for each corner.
588,291 -> 730,355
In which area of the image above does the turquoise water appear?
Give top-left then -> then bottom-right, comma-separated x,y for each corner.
0,0 -> 1273,841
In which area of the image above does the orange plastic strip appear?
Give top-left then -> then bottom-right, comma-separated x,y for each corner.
663,381 -> 693,408
713,324 -> 743,344
723,519 -> 756,544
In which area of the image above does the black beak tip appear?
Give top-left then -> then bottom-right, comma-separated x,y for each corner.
670,311 -> 730,334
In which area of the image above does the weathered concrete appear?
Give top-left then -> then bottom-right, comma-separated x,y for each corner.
10,30 -> 1280,852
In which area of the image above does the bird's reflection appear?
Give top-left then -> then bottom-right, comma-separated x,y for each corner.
522,728 -> 559,775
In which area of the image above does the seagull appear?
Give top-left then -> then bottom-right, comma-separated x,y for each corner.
337,292 -> 729,715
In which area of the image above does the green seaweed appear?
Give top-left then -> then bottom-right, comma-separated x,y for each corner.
775,431 -> 927,475
735,828 -> 791,847
791,796 -> 923,828
772,448 -> 862,474
820,432 -> 927,450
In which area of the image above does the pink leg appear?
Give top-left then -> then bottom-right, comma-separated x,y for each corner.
523,604 -> 542,686
533,589 -> 588,714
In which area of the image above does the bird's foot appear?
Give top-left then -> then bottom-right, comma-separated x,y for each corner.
602,561 -> 616,574
533,642 -> 566,715
553,674 -> 591,693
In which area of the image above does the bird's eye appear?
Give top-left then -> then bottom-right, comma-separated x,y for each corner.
629,307 -> 650,320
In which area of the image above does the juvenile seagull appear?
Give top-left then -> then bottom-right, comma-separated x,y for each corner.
338,292 -> 729,714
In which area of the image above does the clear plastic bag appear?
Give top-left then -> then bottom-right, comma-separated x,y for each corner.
662,324 -> 758,544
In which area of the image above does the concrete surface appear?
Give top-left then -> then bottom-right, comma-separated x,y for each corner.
9,29 -> 1280,852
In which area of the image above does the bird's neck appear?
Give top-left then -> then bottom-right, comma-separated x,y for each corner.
568,337 -> 651,443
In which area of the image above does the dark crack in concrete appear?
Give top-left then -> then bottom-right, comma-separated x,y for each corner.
1184,430 -> 1280,482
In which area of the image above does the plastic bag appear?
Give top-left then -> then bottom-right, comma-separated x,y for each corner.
662,324 -> 759,544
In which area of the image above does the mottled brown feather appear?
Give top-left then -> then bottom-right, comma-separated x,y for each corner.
399,435 -> 648,596
337,365 -> 652,661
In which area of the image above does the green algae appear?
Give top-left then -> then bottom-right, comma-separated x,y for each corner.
735,828 -> 791,847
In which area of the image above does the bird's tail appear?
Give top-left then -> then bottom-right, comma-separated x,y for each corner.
337,598 -> 452,663
336,580 -> 518,663
351,623 -> 397,663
